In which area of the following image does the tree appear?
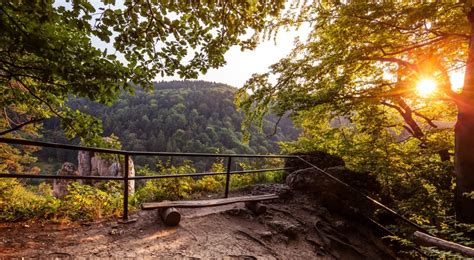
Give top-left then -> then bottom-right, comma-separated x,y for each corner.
0,0 -> 285,144
237,1 -> 474,222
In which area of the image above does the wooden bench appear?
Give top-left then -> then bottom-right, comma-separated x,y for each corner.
142,194 -> 279,226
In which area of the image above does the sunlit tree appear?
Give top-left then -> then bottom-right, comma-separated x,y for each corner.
238,1 -> 474,222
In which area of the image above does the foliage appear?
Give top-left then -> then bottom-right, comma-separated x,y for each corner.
0,155 -> 276,223
0,107 -> 42,174
235,1 -> 474,254
0,179 -> 123,222
38,81 -> 299,170
281,107 -> 454,223
0,0 -> 285,143
195,160 -> 226,193
133,159 -> 285,204
237,0 -> 467,217
418,215 -> 474,257
133,161 -> 197,203
60,182 -> 123,221
0,179 -> 59,221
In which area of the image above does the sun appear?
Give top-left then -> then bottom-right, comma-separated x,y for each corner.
416,78 -> 437,97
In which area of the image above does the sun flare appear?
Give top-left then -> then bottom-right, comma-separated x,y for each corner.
450,71 -> 464,93
416,78 -> 437,97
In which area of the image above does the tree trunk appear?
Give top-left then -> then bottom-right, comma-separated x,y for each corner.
455,9 -> 474,223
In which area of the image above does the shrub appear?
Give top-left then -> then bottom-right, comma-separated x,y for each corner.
60,182 -> 123,221
0,179 -> 60,221
133,162 -> 196,203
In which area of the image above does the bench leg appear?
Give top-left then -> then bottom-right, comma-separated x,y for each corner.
245,202 -> 267,215
159,207 -> 181,226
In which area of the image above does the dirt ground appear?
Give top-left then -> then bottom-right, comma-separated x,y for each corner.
0,185 -> 398,259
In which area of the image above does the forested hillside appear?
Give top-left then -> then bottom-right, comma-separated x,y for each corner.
38,81 -> 299,167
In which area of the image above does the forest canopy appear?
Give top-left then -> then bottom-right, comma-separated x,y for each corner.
38,81 -> 299,169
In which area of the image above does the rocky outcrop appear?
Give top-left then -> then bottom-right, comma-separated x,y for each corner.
53,152 -> 135,197
286,165 -> 381,218
77,151 -> 135,194
77,151 -> 92,178
53,162 -> 80,197
284,151 -> 345,176
324,166 -> 381,196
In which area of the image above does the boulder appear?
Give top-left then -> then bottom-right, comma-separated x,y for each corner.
286,167 -> 380,217
324,166 -> 381,197
286,168 -> 338,194
53,162 -> 80,197
284,151 -> 345,176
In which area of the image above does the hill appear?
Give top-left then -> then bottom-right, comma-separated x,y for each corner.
39,80 -> 299,168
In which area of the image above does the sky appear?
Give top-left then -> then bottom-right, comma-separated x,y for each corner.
71,0 -> 309,89
159,28 -> 309,88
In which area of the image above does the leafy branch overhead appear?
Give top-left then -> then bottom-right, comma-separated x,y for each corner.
0,0 -> 285,143
238,1 -> 465,151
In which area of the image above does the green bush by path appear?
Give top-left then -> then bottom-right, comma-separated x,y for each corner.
0,179 -> 123,222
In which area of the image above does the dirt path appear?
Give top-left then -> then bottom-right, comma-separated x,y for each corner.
0,187 -> 397,259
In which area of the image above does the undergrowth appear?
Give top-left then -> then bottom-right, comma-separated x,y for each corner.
0,160 -> 283,222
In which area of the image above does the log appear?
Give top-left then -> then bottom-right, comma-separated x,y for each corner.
159,207 -> 181,226
413,231 -> 474,257
245,202 -> 267,215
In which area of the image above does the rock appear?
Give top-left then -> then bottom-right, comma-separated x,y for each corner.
267,220 -> 302,240
286,167 -> 380,216
250,184 -> 293,199
245,202 -> 267,215
77,151 -> 93,180
109,229 -> 124,236
286,168 -> 334,194
257,231 -> 273,239
77,151 -> 135,194
53,162 -> 80,197
324,166 -> 381,196
284,151 -> 345,175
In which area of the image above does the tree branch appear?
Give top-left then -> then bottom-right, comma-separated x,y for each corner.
360,57 -> 419,72
412,110 -> 438,128
0,117 -> 44,136
266,115 -> 283,138
382,36 -> 447,56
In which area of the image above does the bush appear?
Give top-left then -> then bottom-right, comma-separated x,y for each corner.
0,179 -> 60,221
0,179 -> 124,222
133,162 -> 196,203
60,182 -> 123,221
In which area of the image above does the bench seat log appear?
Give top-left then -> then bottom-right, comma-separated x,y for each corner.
141,194 -> 278,210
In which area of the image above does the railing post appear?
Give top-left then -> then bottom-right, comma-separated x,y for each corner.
224,156 -> 232,198
123,154 -> 130,221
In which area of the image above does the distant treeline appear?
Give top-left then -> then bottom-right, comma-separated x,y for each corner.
38,80 -> 299,170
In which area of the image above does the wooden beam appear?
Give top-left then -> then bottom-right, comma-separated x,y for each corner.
142,194 -> 278,210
